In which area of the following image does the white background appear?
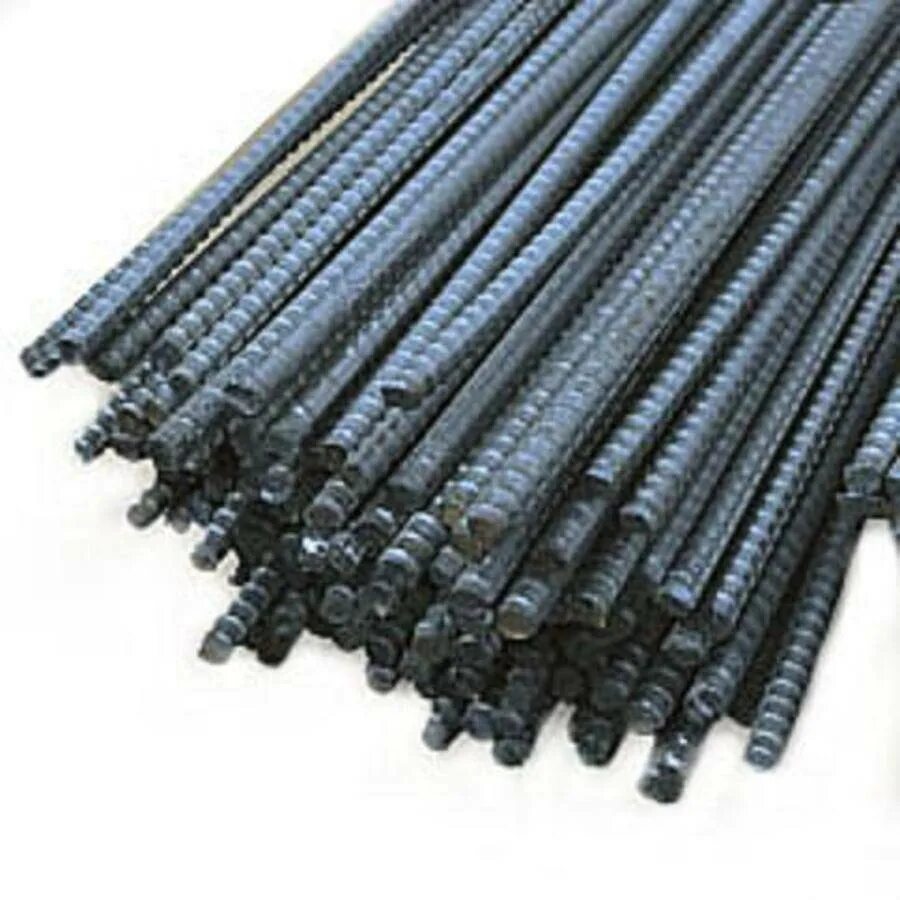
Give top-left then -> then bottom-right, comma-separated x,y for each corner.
2,1 -> 899,896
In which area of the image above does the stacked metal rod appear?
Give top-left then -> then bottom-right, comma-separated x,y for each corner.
22,0 -> 900,802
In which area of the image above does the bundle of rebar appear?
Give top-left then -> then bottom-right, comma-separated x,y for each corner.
22,0 -> 900,802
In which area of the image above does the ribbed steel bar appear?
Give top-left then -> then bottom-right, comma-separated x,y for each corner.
432,2 -> 830,565
147,0 -> 634,470
684,270 -> 900,722
217,0 -> 667,415
312,0 -> 719,481
589,51 -> 900,508
654,116 -> 900,618
254,2 -> 663,506
844,374 -> 900,497
304,0 -> 744,534
161,0 -> 573,397
49,0 -> 468,368
87,1 -> 478,382
371,0 -> 723,409
493,26 -> 894,636
637,180 -> 900,592
24,0 -> 464,373
745,513 -> 862,770
668,230 -> 900,658
450,4 -> 885,566
100,0 -> 567,442
253,52 -> 619,510
380,0 -> 814,521
20,0 -> 900,801
618,77 -> 900,552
